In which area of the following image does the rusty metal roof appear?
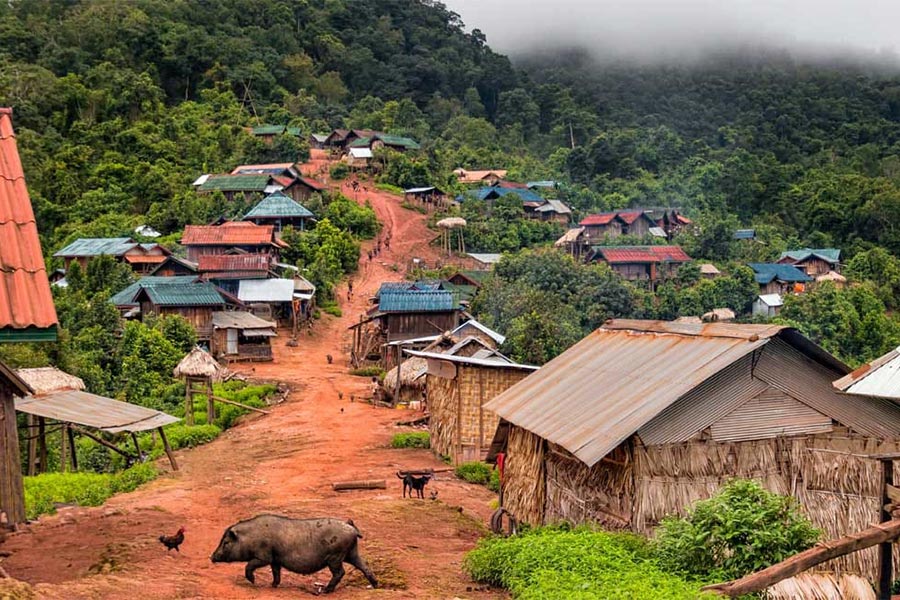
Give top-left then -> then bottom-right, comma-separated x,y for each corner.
834,346 -> 900,399
594,246 -> 692,264
16,390 -> 179,433
0,108 -> 58,338
198,254 -> 271,273
485,320 -> 794,467
405,349 -> 538,371
182,222 -> 275,246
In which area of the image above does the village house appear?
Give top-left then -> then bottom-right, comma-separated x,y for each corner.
196,173 -> 279,202
347,133 -> 420,153
579,210 -> 660,241
324,129 -> 379,152
210,311 -> 277,362
778,248 -> 842,276
460,185 -> 545,208
237,278 -> 297,325
53,238 -> 171,274
589,246 -> 692,284
466,253 -> 502,270
0,106 -> 60,524
344,147 -> 373,170
309,133 -> 329,149
231,162 -> 298,178
753,293 -> 784,318
527,199 -> 572,224
733,228 -> 757,241
408,347 -> 537,464
133,280 -> 230,341
243,191 -> 315,232
181,222 -> 285,263
454,168 -> 508,186
110,276 -> 200,314
699,263 -> 721,279
651,209 -> 693,238
247,124 -> 302,145
749,263 -> 812,295
403,186 -> 450,211
486,319 -> 900,580
148,255 -> 199,277
197,254 -> 273,296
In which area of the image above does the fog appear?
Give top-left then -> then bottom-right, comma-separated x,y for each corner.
443,0 -> 900,64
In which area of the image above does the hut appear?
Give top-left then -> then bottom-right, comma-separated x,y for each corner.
409,349 -> 537,464
778,248 -> 842,276
243,191 -> 315,232
211,311 -> 277,362
0,362 -> 29,524
404,186 -> 448,211
173,347 -> 226,426
133,280 -> 229,340
383,355 -> 428,405
485,319 -> 900,580
750,263 -> 813,295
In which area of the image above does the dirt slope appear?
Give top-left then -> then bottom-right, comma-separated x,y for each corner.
2,168 -> 503,599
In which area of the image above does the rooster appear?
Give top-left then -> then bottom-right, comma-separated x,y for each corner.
158,526 -> 186,553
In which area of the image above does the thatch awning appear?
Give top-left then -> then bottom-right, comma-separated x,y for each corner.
383,357 -> 428,391
765,573 -> 874,600
436,217 -> 466,228
15,367 -> 85,395
174,346 -> 226,380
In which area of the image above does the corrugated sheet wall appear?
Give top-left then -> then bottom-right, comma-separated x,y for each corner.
710,388 -> 833,442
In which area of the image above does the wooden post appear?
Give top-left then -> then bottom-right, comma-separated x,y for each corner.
38,417 -> 46,474
26,414 -> 36,476
59,423 -> 68,473
67,425 -> 78,471
184,380 -> 194,426
131,432 -> 142,464
158,427 -> 179,471
880,458 -> 893,600
206,378 -> 215,425
394,345 -> 401,402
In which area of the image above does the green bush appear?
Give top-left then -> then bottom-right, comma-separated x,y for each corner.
391,432 -> 430,449
465,526 -> 708,599
321,302 -> 342,317
330,162 -> 350,180
377,182 -> 406,195
349,366 -> 384,378
455,461 -> 493,485
488,468 -> 501,492
24,463 -> 158,520
654,479 -> 820,582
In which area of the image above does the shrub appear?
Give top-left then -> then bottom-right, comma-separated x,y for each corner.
349,366 -> 384,378
465,526 -> 707,599
321,302 -> 342,317
24,463 -> 158,520
391,432 -> 430,449
653,479 -> 820,582
455,461 -> 493,485
330,162 -> 350,180
488,468 -> 501,493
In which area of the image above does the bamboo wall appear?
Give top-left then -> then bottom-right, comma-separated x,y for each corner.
502,426 -> 546,526
427,373 -> 457,460
0,386 -> 25,524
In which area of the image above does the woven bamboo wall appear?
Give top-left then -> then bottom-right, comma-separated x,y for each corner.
427,373 -> 457,460
502,426 -> 546,526
456,366 -> 530,461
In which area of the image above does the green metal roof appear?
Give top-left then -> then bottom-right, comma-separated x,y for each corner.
379,290 -> 455,313
348,136 -> 372,148
198,174 -> 271,192
110,276 -> 200,307
0,325 -> 58,342
779,248 -> 841,264
54,238 -> 137,257
244,191 -> 314,219
376,134 -> 420,149
286,127 -> 302,137
251,125 -> 286,135
139,281 -> 225,307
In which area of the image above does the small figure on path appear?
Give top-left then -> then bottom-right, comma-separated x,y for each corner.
347,280 -> 353,299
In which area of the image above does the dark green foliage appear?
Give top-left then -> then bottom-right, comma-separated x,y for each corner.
464,526 -> 708,599
654,479 -> 820,582
459,196 -> 564,254
280,218 -> 360,301
454,461 -> 493,485
323,195 -> 380,239
349,366 -> 384,378
390,432 -> 430,449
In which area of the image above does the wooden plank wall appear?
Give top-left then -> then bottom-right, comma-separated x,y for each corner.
0,386 -> 25,524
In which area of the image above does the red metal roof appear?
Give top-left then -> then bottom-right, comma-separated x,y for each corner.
123,255 -> 167,264
617,210 -> 646,225
497,181 -> 528,189
197,254 -> 271,272
182,222 -> 275,246
298,177 -> 325,191
580,213 -> 620,226
598,246 -> 691,264
0,108 -> 58,332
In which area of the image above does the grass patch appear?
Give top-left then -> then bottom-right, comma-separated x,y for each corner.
464,526 -> 710,599
24,463 -> 158,520
401,201 -> 427,214
391,431 -> 430,449
321,301 -> 342,317
375,182 -> 405,195
350,366 -> 384,378
455,462 -> 502,493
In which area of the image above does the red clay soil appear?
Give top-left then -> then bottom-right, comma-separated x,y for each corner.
2,167 -> 503,598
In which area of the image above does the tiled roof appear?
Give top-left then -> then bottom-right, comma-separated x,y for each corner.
198,254 -> 271,273
182,222 -> 275,246
595,246 -> 692,264
54,237 -> 137,258
378,290 -> 456,313
137,281 -> 226,307
198,174 -> 271,192
0,108 -> 58,336
244,192 -> 314,219
749,263 -> 813,285
778,248 -> 841,264
250,125 -> 286,136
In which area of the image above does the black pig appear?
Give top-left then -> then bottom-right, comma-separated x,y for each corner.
211,514 -> 378,593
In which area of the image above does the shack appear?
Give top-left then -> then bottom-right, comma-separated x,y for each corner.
749,263 -> 813,295
243,190 -> 315,232
134,281 -> 229,340
53,238 -> 170,274
237,278 -> 296,324
408,348 -> 537,464
403,186 -> 448,211
211,311 -> 277,362
486,319 -> 900,579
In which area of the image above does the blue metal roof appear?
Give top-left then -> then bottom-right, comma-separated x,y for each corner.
463,186 -> 544,203
749,263 -> 813,285
110,276 -> 200,307
378,290 -> 455,313
733,229 -> 756,240
779,248 -> 841,264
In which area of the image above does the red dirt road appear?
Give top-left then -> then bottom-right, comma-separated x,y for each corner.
2,170 -> 503,598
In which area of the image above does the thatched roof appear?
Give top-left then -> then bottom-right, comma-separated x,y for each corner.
16,367 -> 85,396
383,357 -> 428,391
173,346 -> 226,380
436,217 -> 466,229
766,573 -> 874,600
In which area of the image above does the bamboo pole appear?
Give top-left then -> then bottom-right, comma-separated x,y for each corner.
67,426 -> 78,471
702,519 -> 900,597
38,417 -> 46,474
70,426 -> 133,460
59,424 -> 67,473
184,380 -> 194,426
26,414 -> 36,476
880,458 -> 894,599
211,395 -> 271,415
158,427 -> 178,471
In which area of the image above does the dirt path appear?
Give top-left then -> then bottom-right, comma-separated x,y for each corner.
2,167 -> 501,598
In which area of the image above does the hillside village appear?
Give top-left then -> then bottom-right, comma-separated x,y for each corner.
5,1 -> 900,599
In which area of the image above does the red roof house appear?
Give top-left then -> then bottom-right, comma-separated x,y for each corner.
591,245 -> 691,283
181,222 -> 283,263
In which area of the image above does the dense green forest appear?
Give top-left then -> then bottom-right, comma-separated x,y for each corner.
4,0 -> 900,369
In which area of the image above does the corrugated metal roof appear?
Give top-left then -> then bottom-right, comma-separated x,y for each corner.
138,281 -> 225,307
779,248 -> 841,264
733,228 -> 756,240
16,390 -> 179,432
758,293 -> 784,307
244,192 -> 314,219
699,263 -> 721,274
454,169 -> 508,184
198,254 -> 270,273
296,177 -> 325,191
709,390 -> 833,442
211,311 -> 276,330
231,163 -> 294,175
198,174 -> 271,192
404,186 -> 437,194
182,222 -> 275,246
110,276 -> 200,307
580,213 -> 620,226
54,237 -> 137,257
379,290 -> 455,313
250,125 -> 286,136
467,186 -> 544,203
237,279 -> 294,302
349,148 -> 373,158
0,108 -> 58,334
405,349 -> 538,370
468,253 -> 502,265
835,346 -> 900,399
485,320 -> 789,467
555,227 -> 584,247
535,200 -> 572,214
750,263 -> 813,284
452,319 -> 506,345
595,246 -> 691,264
648,226 -> 667,237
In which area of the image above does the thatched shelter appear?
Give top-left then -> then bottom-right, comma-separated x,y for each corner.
767,573 -> 874,600
16,367 -> 85,395
383,356 -> 428,404
486,320 -> 900,581
174,346 -> 225,425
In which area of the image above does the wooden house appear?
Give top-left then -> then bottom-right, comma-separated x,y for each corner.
404,186 -> 449,211
181,222 -> 284,263
310,133 -> 329,149
778,248 -> 841,276
279,176 -> 326,204
589,246 -> 691,283
133,281 -> 229,341
579,211 -> 658,242
247,125 -> 302,145
486,319 -> 900,580
0,106 -> 59,523
53,238 -> 170,274
347,133 -> 420,153
237,279 -> 296,325
528,199 -> 571,224
345,147 -> 372,169
461,185 -> 545,210
148,255 -> 199,277
243,191 -> 315,232
210,311 -> 277,362
454,169 -> 508,186
110,276 -> 201,314
749,263 -> 812,295
753,293 -> 784,317
409,348 -> 537,464
196,174 -> 276,202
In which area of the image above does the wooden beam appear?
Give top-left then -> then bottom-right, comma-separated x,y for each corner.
702,519 -> 900,597
70,426 -> 134,460
26,414 -> 35,476
158,427 -> 178,472
332,480 -> 386,491
37,417 -> 46,474
880,460 -> 894,599
67,425 -> 78,472
211,395 -> 270,415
